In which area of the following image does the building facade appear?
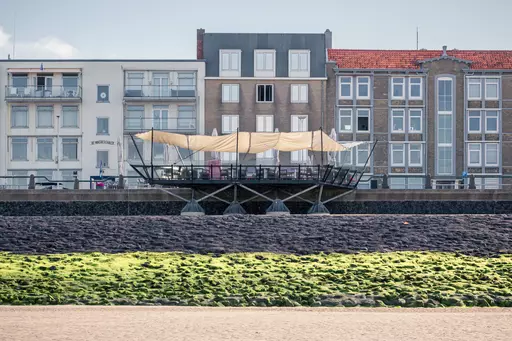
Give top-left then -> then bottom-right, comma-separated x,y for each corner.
0,59 -> 205,188
198,28 -> 333,165
327,47 -> 512,189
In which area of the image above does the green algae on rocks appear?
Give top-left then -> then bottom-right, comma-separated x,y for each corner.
0,252 -> 511,307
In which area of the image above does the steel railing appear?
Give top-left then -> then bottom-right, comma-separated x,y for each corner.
124,85 -> 196,98
5,86 -> 82,99
124,117 -> 197,133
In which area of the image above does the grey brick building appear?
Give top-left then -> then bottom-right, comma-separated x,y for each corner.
197,28 -> 333,165
327,47 -> 512,189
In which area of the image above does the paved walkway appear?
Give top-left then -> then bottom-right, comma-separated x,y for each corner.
1,307 -> 511,341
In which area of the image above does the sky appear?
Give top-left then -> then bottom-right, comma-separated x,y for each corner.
0,0 -> 511,59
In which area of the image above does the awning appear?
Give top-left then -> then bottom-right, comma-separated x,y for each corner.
135,130 -> 367,153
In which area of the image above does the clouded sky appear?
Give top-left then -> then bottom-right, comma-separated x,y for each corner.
0,0 -> 510,59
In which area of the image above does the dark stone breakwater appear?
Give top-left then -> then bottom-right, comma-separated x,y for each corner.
0,215 -> 510,256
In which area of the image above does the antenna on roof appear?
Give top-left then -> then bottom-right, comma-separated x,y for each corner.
416,26 -> 419,50
12,13 -> 16,58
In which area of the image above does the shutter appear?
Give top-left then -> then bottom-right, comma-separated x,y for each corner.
266,116 -> 273,132
265,53 -> 273,70
230,52 -> 239,70
233,115 -> 239,131
231,85 -> 239,102
222,116 -> 229,133
300,85 -> 308,102
299,53 -> 308,70
291,85 -> 299,102
256,116 -> 264,132
291,54 -> 299,70
291,116 -> 299,132
221,53 -> 230,70
256,53 -> 264,70
222,85 -> 230,102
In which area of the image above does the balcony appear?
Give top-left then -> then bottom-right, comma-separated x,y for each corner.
5,86 -> 82,102
124,117 -> 197,134
123,85 -> 196,101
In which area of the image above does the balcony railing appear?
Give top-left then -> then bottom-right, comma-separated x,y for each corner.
124,85 -> 196,99
5,86 -> 82,101
124,117 -> 197,134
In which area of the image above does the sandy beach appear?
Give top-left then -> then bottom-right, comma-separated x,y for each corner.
0,306 -> 511,341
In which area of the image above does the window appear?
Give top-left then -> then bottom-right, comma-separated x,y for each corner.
177,72 -> 195,90
11,106 -> 28,128
408,178 -> 424,190
220,50 -> 241,72
437,77 -> 454,175
389,178 -> 406,190
152,73 -> 169,97
221,151 -> 237,164
468,111 -> 481,133
438,146 -> 452,174
438,114 -> 452,144
438,79 -> 453,112
468,143 -> 481,166
127,139 -> 144,160
256,115 -> 274,160
152,106 -> 169,130
291,115 -> 308,163
356,144 -> 369,166
357,109 -> 370,132
222,84 -> 239,103
62,106 -> 79,128
125,106 -> 144,130
291,84 -> 308,103
10,170 -> 28,189
36,170 -> 53,181
11,137 -> 28,161
37,138 -> 53,161
222,115 -> 239,134
391,144 -> 405,166
409,144 -> 422,166
255,50 -> 275,72
97,150 -> 109,168
178,105 -> 195,130
62,138 -> 78,161
61,170 -> 79,185
338,145 -> 352,165
289,50 -> 310,74
468,78 -> 481,99
339,109 -> 352,132
340,77 -> 352,99
485,111 -> 499,133
12,75 -> 28,89
392,77 -> 405,99
97,85 -> 109,102
409,78 -> 422,99
36,106 -> 53,128
409,109 -> 422,132
63,75 -> 79,94
356,77 -> 370,99
485,78 -> 499,100
96,117 -> 109,135
485,143 -> 499,166
256,84 -> 273,102
153,143 -> 165,160
391,109 -> 405,132
127,72 -> 144,90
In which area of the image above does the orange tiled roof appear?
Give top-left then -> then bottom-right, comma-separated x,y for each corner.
327,49 -> 512,70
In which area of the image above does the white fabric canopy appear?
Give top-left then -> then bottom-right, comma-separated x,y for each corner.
135,130 -> 366,154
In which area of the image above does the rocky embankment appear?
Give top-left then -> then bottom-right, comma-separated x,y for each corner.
0,215 -> 510,256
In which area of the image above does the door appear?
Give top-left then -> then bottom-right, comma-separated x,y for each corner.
152,73 -> 169,97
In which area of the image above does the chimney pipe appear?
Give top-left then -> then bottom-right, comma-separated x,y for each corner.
197,28 -> 205,60
324,29 -> 332,49
442,45 -> 448,56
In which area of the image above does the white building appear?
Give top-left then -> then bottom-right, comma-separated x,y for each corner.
0,59 -> 205,188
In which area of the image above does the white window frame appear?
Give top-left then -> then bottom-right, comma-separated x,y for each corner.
468,111 -> 481,133
222,115 -> 239,134
62,105 -> 79,128
356,76 -> 370,99
256,84 -> 274,103
256,115 -> 274,160
219,49 -> 241,76
485,143 -> 499,167
11,106 -> 29,128
409,77 -> 423,100
391,77 -> 405,100
408,109 -> 422,133
356,144 -> 369,166
291,84 -> 308,103
96,150 -> 109,168
340,77 -> 353,99
468,143 -> 482,167
485,111 -> 499,133
485,78 -> 499,100
339,109 -> 353,133
356,109 -> 370,133
96,117 -> 109,135
409,143 -> 423,167
391,109 -> 405,133
337,143 -> 353,165
11,137 -> 28,161
391,143 -> 405,166
437,77 -> 454,175
36,137 -> 53,161
290,115 -> 309,163
222,84 -> 239,103
61,137 -> 79,161
36,106 -> 54,128
254,50 -> 276,74
467,78 -> 482,100
288,50 -> 310,77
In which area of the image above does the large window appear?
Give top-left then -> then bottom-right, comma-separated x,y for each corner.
62,106 -> 79,128
289,50 -> 310,73
153,143 -> 165,160
37,138 -> 53,161
391,109 -> 405,132
356,77 -> 370,99
178,105 -> 195,130
468,143 -> 481,166
11,106 -> 28,128
177,72 -> 195,91
392,77 -> 405,99
152,105 -> 169,130
255,50 -> 275,72
11,137 -> 28,161
357,109 -> 370,132
391,143 -> 405,166
62,138 -> 78,161
409,78 -> 422,99
485,78 -> 499,100
339,109 -> 352,132
409,109 -> 422,132
468,78 -> 481,99
468,111 -> 481,133
222,84 -> 239,103
437,77 -> 454,175
125,106 -> 144,130
485,143 -> 499,166
222,115 -> 239,134
291,115 -> 308,163
127,139 -> 144,160
409,144 -> 422,166
220,50 -> 241,72
37,106 -> 53,128
291,84 -> 308,103
337,143 -> 352,165
96,117 -> 109,135
340,77 -> 352,99
256,84 -> 273,102
356,144 -> 369,166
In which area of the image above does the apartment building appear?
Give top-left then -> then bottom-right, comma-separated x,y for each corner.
0,59 -> 205,188
327,47 -> 512,189
198,28 -> 333,165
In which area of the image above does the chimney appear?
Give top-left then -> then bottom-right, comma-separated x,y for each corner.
324,29 -> 332,49
442,45 -> 448,56
197,28 -> 205,59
